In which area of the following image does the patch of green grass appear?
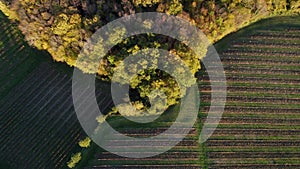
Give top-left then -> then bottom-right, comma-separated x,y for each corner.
214,124 -> 300,130
207,147 -> 300,153
106,104 -> 181,130
207,158 -> 300,165
210,135 -> 300,140
216,113 -> 300,119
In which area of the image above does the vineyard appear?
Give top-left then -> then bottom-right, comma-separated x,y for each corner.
82,106 -> 204,169
199,15 -> 300,168
0,12 -> 113,169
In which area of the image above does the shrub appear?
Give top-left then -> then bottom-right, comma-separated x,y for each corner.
67,152 -> 81,168
78,137 -> 91,148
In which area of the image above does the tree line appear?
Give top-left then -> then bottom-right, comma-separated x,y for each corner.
1,0 -> 299,113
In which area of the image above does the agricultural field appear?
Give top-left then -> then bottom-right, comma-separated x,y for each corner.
0,12 -> 113,169
82,105 -> 204,169
199,15 -> 300,168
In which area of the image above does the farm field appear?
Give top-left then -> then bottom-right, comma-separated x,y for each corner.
82,105 -> 204,169
0,12 -> 113,169
199,15 -> 300,168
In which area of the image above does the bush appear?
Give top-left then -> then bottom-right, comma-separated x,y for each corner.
78,137 -> 91,148
67,152 -> 81,168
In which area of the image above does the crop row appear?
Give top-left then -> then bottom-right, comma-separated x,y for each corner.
223,67 -> 300,75
207,152 -> 300,158
210,128 -> 300,136
249,35 -> 300,43
201,105 -> 300,114
222,49 -> 300,58
221,50 -> 300,59
201,85 -> 300,95
206,140 -> 300,147
254,30 -> 300,37
221,58 -> 299,67
233,43 -> 300,50
201,75 -> 300,84
237,36 -> 300,44
201,95 -> 300,104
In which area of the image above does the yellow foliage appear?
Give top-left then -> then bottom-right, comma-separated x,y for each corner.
0,1 -> 19,20
132,0 -> 161,7
67,152 -> 81,168
52,14 -> 81,36
78,137 -> 91,148
70,14 -> 81,24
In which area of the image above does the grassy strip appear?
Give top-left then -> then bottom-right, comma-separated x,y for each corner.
201,92 -> 300,100
211,72 -> 300,79
235,36 -> 300,44
196,114 -> 208,169
220,56 -> 300,63
199,81 -> 300,89
200,102 -> 300,109
224,93 -> 300,99
224,64 -> 300,70
213,124 -> 300,130
88,159 -> 201,165
214,113 -> 300,119
209,135 -> 300,140
207,146 -> 300,152
230,45 -> 300,53
207,158 -> 300,165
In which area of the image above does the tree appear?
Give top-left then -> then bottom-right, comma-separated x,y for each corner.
290,0 -> 300,11
78,137 -> 91,148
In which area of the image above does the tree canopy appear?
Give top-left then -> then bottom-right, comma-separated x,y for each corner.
1,0 -> 299,114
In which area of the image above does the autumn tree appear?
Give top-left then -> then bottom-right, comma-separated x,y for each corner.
1,0 -> 299,115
